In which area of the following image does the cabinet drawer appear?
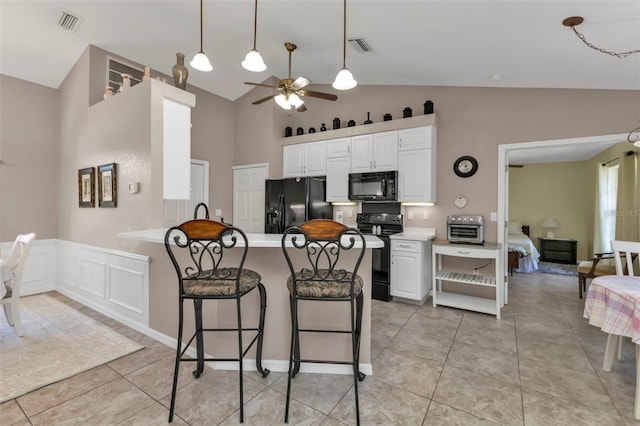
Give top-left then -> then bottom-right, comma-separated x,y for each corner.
433,244 -> 496,259
391,240 -> 421,253
543,240 -> 573,251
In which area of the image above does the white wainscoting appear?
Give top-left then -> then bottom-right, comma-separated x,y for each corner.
0,239 -> 57,296
1,239 -> 150,328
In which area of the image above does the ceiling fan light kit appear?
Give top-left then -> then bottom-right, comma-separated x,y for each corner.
191,0 -> 212,72
242,0 -> 266,72
333,0 -> 357,90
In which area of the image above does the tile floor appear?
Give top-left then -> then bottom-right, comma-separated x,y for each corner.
2,272 -> 640,425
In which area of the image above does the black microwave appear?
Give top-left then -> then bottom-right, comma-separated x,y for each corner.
348,171 -> 397,201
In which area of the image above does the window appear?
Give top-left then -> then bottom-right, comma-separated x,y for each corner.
599,160 -> 619,252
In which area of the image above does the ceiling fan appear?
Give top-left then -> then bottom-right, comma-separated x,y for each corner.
245,42 -> 338,112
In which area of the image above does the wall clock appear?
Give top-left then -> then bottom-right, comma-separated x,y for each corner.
453,156 -> 478,178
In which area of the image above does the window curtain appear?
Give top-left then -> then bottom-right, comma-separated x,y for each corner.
616,151 -> 640,242
593,164 -> 609,254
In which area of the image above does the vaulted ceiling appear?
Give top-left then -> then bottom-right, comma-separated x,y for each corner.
1,1 -> 639,101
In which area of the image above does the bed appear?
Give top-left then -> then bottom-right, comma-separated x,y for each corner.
508,222 -> 540,273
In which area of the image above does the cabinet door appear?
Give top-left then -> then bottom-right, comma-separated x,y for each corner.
283,144 -> 304,177
398,149 -> 434,202
391,251 -> 420,299
304,141 -> 326,176
399,126 -> 434,151
326,137 -> 351,158
326,157 -> 350,202
350,134 -> 373,172
372,131 -> 398,171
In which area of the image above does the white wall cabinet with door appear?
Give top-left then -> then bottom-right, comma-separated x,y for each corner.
390,238 -> 431,302
283,141 -> 326,178
164,159 -> 209,226
326,137 -> 351,202
350,131 -> 398,173
398,126 -> 437,203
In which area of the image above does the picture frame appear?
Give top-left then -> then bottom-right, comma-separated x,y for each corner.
78,167 -> 95,208
98,162 -> 117,208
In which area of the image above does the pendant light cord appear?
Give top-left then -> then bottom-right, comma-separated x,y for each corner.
199,0 -> 204,52
342,0 -> 347,67
252,0 -> 258,49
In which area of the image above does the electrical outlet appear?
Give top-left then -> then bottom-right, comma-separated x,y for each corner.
408,211 -> 414,220
215,209 -> 222,216
490,212 -> 497,222
423,211 -> 429,220
336,210 -> 344,223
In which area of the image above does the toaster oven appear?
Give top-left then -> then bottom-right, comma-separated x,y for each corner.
447,215 -> 484,244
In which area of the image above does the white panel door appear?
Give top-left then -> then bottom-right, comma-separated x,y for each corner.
233,164 -> 268,233
164,160 -> 209,226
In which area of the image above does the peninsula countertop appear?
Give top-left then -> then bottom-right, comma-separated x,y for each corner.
118,228 -> 384,248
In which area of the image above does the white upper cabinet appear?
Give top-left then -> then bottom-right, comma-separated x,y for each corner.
398,126 -> 434,151
350,131 -> 398,173
283,140 -> 326,178
326,157 -> 351,201
397,126 -> 437,202
326,137 -> 351,158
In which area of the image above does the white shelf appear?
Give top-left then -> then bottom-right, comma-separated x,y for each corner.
436,271 -> 496,287
433,292 -> 498,316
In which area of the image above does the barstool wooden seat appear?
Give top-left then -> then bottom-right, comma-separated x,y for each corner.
165,219 -> 269,423
281,219 -> 366,425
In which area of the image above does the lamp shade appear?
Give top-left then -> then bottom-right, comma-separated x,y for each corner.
242,49 -> 266,72
332,67 -> 357,90
542,217 -> 560,238
190,52 -> 213,72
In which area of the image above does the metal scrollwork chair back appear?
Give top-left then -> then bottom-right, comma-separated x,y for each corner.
164,219 -> 269,423
281,219 -> 366,425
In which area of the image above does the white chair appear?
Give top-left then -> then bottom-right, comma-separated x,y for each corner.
1,233 -> 36,336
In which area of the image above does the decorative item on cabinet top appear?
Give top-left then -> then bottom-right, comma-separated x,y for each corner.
403,107 -> 412,118
364,112 -> 372,125
347,120 -> 356,127
424,100 -> 434,115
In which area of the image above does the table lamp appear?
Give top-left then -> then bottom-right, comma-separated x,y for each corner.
542,217 -> 560,238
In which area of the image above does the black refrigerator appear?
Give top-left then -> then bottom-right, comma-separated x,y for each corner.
265,177 -> 333,234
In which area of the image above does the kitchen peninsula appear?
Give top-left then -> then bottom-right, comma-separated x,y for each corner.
119,229 -> 383,375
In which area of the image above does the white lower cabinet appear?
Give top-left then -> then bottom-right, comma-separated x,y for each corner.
390,239 -> 431,302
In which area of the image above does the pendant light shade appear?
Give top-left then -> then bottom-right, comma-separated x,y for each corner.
191,0 -> 212,72
191,52 -> 213,72
242,0 -> 266,72
333,67 -> 357,90
242,49 -> 266,72
333,0 -> 357,90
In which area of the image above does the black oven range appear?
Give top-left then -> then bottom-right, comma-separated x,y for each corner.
356,212 -> 403,301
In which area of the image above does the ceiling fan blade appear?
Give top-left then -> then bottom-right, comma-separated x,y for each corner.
299,90 -> 338,101
296,104 -> 307,112
291,77 -> 311,90
244,82 -> 278,89
252,94 -> 276,105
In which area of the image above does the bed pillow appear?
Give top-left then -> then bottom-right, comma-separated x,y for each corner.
508,221 -> 523,234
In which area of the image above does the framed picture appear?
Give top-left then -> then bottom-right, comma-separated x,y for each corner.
98,162 -> 117,208
78,167 -> 95,208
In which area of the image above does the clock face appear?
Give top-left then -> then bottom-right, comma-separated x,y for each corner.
453,156 -> 478,178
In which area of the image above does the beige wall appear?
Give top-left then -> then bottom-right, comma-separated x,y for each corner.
508,162 -> 594,261
234,84 -> 639,242
0,75 -> 60,241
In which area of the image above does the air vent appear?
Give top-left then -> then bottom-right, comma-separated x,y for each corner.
348,38 -> 372,53
57,10 -> 81,31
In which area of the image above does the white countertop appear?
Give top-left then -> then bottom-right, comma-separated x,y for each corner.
118,228 -> 384,249
389,227 -> 437,242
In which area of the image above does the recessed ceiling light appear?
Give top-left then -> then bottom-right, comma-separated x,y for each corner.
490,74 -> 503,81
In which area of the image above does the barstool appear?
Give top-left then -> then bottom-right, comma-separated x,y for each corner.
164,219 -> 269,423
281,219 -> 366,425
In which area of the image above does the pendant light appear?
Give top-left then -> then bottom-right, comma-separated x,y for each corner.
190,0 -> 213,72
242,0 -> 266,72
332,0 -> 357,90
